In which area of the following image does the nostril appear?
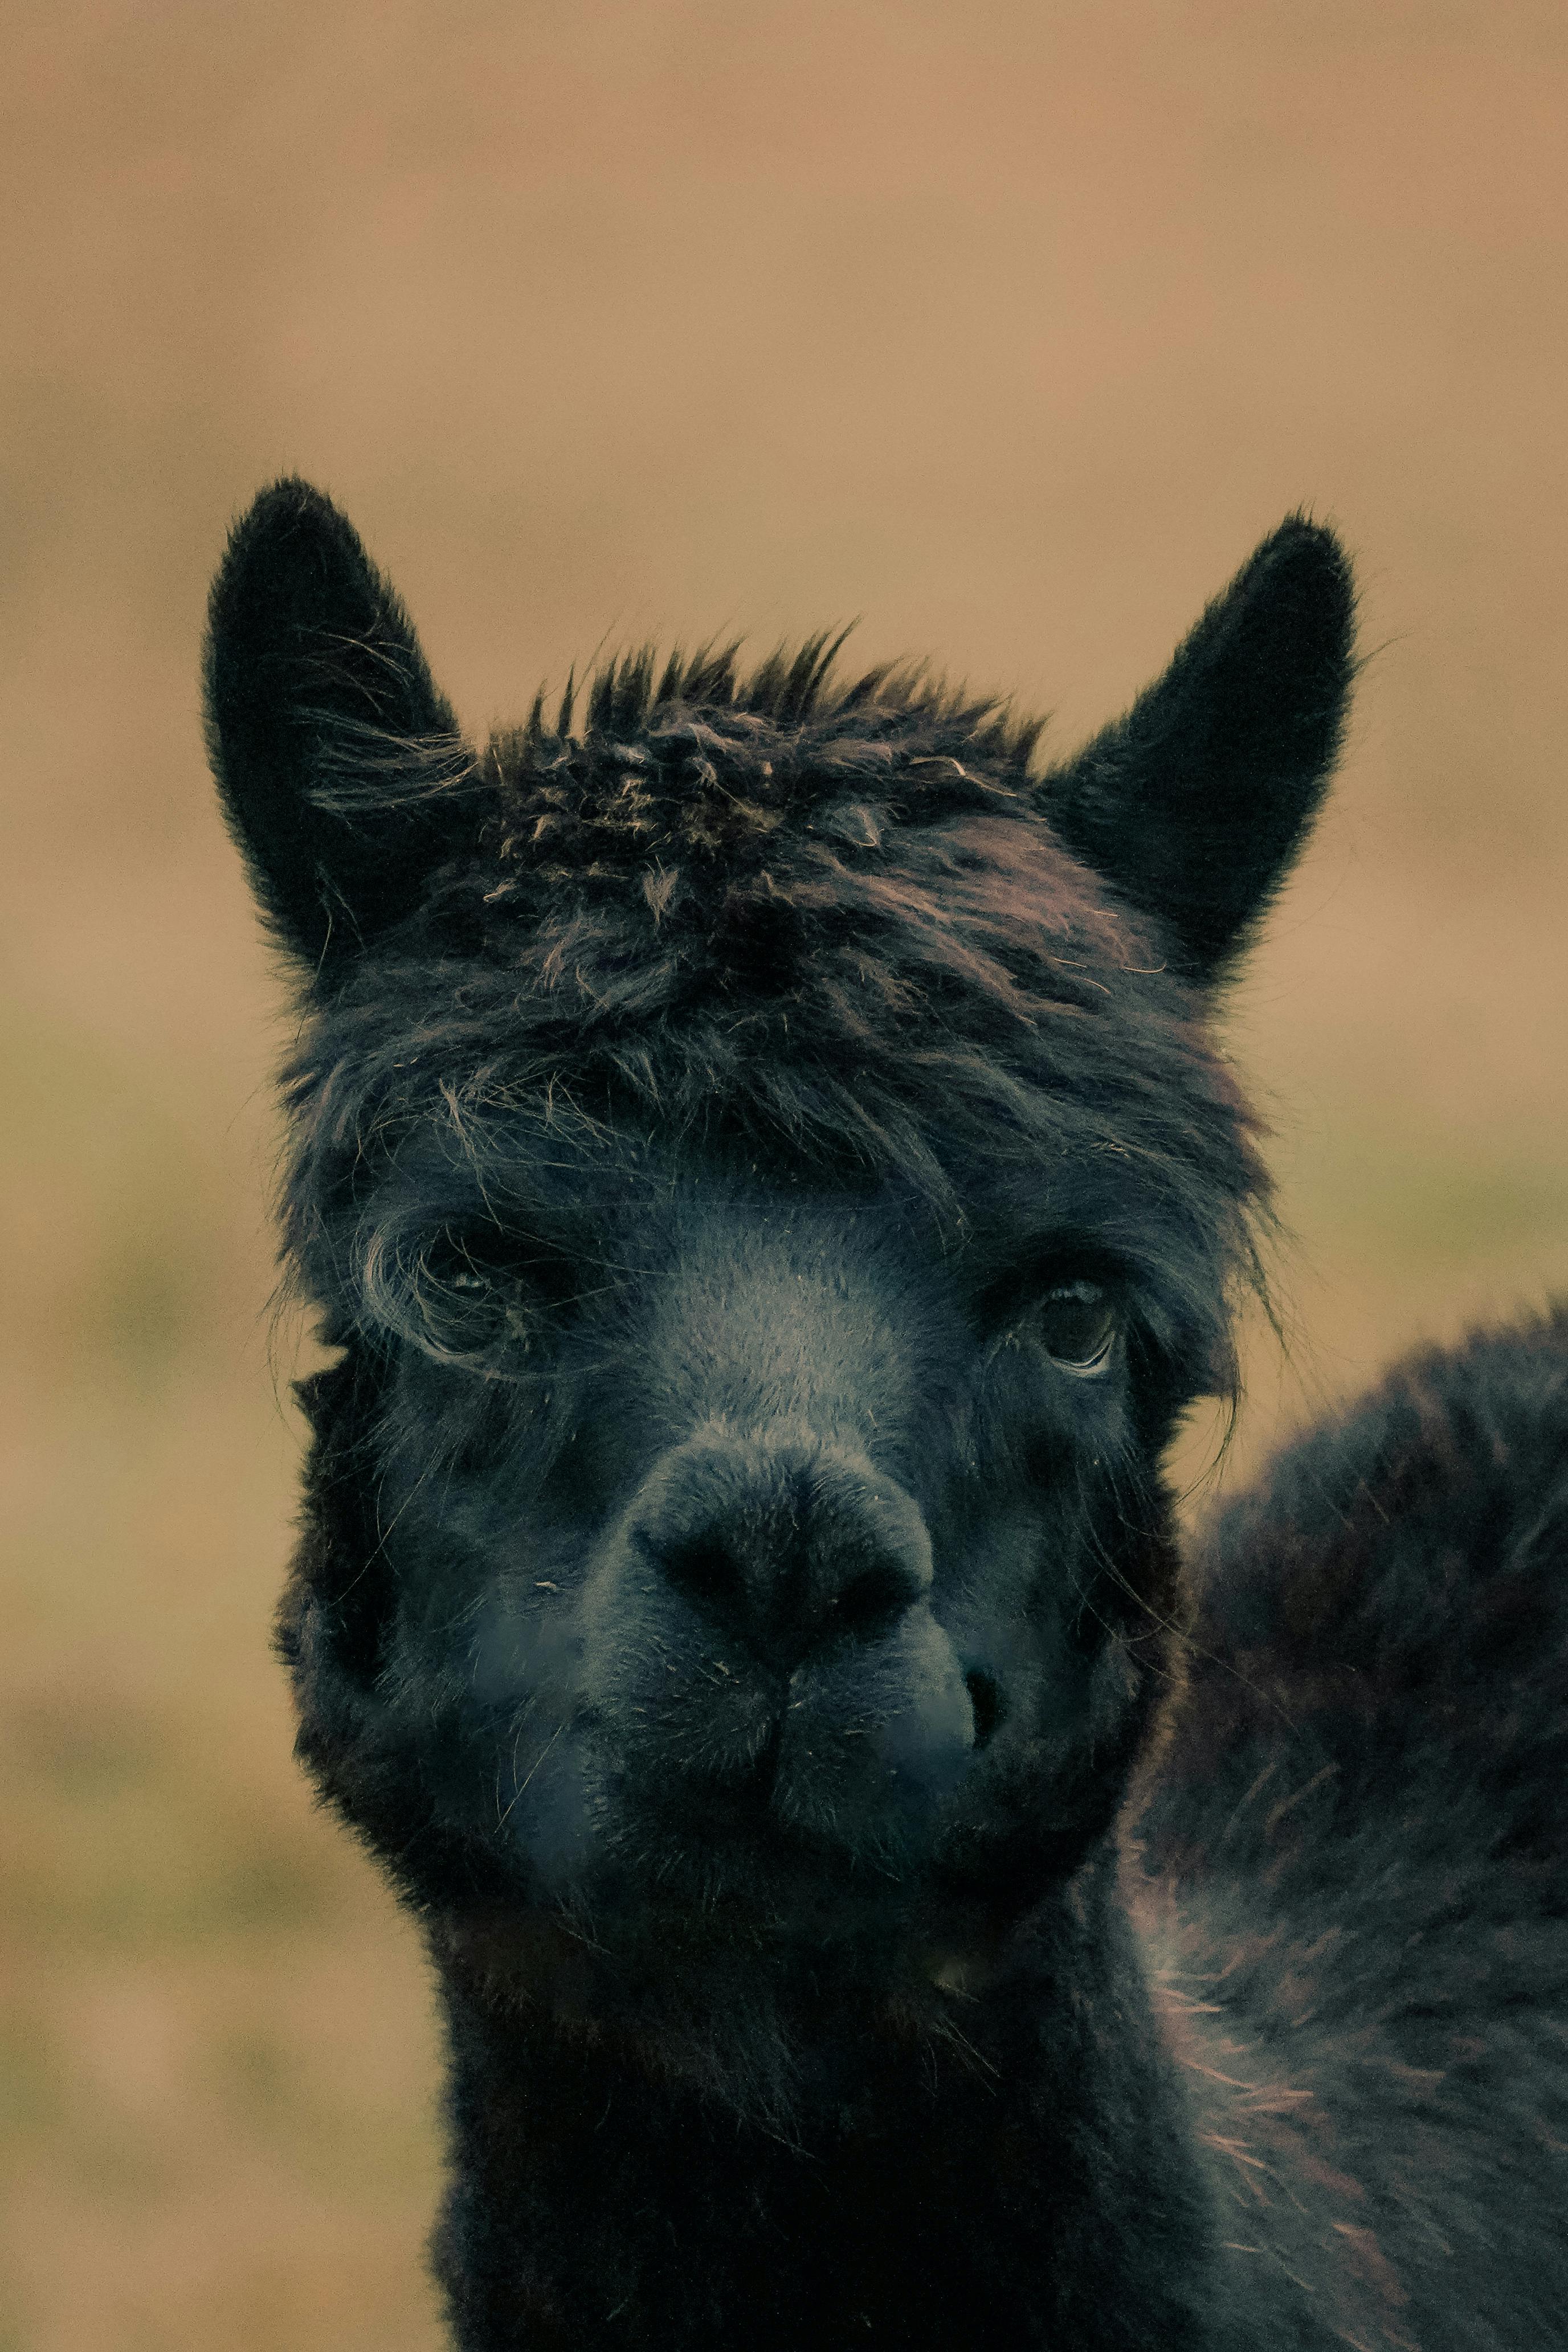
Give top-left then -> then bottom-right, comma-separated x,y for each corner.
659,1538 -> 738,1611
964,1669 -> 1003,1751
832,1562 -> 921,1639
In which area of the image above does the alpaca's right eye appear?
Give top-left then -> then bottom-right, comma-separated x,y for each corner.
446,1264 -> 491,1295
424,1224 -> 578,1325
428,1238 -> 500,1300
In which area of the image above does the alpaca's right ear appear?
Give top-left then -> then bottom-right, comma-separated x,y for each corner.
204,479 -> 475,973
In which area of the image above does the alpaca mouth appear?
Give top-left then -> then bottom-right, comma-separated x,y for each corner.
962,1667 -> 1003,1750
749,1709 -> 788,1809
586,1739 -> 971,1939
595,1660 -> 982,1883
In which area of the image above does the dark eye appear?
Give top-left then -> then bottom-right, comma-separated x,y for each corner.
429,1232 -> 500,1298
424,1223 -> 578,1330
444,1262 -> 491,1296
1033,1278 -> 1118,1376
417,1228 -> 535,1351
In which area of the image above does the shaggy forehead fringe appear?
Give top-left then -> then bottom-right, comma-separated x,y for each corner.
522,630 -> 1046,762
280,637 -> 1272,1357
483,631 -> 1046,861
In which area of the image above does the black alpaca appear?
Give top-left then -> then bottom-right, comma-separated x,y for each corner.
205,484 -> 1567,2348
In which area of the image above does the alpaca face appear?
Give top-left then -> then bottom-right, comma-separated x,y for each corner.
349,1135 -> 1190,1965
205,481 -> 1352,2033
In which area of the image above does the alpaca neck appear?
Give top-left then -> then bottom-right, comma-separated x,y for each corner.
427,1851 -> 1216,2352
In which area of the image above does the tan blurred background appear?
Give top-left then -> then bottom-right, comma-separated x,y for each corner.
2,3 -> 1565,2344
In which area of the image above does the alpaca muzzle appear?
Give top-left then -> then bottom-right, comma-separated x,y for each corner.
626,1427 -> 934,1671
571,1428 -> 977,1865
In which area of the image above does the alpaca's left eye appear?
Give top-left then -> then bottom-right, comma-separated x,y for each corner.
1033,1279 -> 1118,1375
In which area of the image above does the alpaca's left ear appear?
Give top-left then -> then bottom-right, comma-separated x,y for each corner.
1042,517 -> 1356,982
205,478 -> 475,974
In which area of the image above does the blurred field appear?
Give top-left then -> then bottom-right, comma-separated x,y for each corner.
2,3 -> 1566,2345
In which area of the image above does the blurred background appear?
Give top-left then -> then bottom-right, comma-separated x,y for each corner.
3,2 -> 1565,2343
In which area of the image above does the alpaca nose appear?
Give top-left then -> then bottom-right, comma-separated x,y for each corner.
627,1433 -> 934,1667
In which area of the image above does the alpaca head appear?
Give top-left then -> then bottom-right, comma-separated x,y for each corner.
207,484 -> 1353,2086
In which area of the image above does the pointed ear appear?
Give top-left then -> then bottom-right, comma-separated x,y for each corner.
204,479 -> 476,971
1041,517 -> 1356,981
